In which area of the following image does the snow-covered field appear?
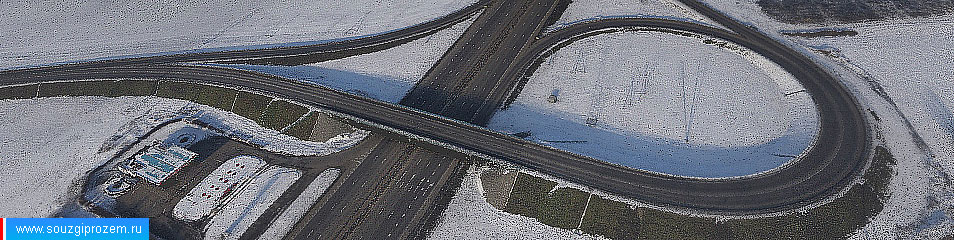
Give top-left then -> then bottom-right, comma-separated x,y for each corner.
698,0 -> 954,237
226,12 -> 478,103
0,0 -> 476,69
489,29 -> 817,178
803,15 -> 954,240
429,166 -> 598,239
548,0 -> 717,31
0,97 -> 185,217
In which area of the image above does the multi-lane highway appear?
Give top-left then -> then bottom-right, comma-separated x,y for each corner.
401,0 -> 565,124
0,0 -> 870,236
292,136 -> 464,240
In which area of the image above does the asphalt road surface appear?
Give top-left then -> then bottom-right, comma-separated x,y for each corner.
0,0 -> 870,236
292,136 -> 463,240
0,55 -> 867,217
401,0 -> 564,124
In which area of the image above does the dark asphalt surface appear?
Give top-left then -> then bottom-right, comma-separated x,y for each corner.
401,0 -> 563,124
293,137 -> 461,240
0,0 -> 869,222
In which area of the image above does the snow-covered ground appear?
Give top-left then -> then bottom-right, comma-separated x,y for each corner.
0,0 -> 476,69
804,15 -> 954,240
225,12 -> 478,103
0,94 -> 362,217
205,167 -> 301,240
175,155 -> 269,221
489,29 -> 817,178
193,107 -> 369,157
0,97 -> 185,217
697,0 -> 954,237
428,166 -> 599,239
548,0 -> 717,31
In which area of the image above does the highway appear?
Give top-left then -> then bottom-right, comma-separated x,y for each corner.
0,0 -> 869,221
292,137 -> 463,240
401,0 -> 564,124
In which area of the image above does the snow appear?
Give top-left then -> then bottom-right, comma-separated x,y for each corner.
89,92 -> 369,158
806,16 -> 954,240
205,167 -> 301,240
259,168 -> 341,240
193,106 -> 369,157
0,96 -> 188,217
488,29 -> 817,178
0,0 -> 476,69
428,166 -> 601,239
695,0 -> 954,237
0,93 -> 365,218
174,155 -> 268,222
548,0 -> 718,31
224,11 -> 479,103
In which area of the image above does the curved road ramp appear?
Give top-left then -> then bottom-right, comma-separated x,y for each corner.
0,0 -> 889,239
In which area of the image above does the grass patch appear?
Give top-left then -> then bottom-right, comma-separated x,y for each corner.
156,81 -> 200,101
504,173 -> 588,229
258,100 -> 308,131
638,208 -> 724,240
580,195 -> 640,239
231,92 -> 272,121
309,112 -> 355,142
283,111 -> 318,140
505,173 -> 558,219
479,168 -> 518,210
107,80 -> 157,97
539,187 -> 589,229
194,85 -> 237,111
0,84 -> 38,99
38,81 -> 110,97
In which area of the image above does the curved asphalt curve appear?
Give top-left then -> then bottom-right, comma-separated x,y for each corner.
493,17 -> 870,214
0,4 -> 868,215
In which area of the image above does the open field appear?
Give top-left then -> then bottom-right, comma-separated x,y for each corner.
0,0 -> 477,68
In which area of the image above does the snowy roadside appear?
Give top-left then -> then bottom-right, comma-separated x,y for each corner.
223,11 -> 479,103
428,165 -> 602,239
697,0 -> 954,237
